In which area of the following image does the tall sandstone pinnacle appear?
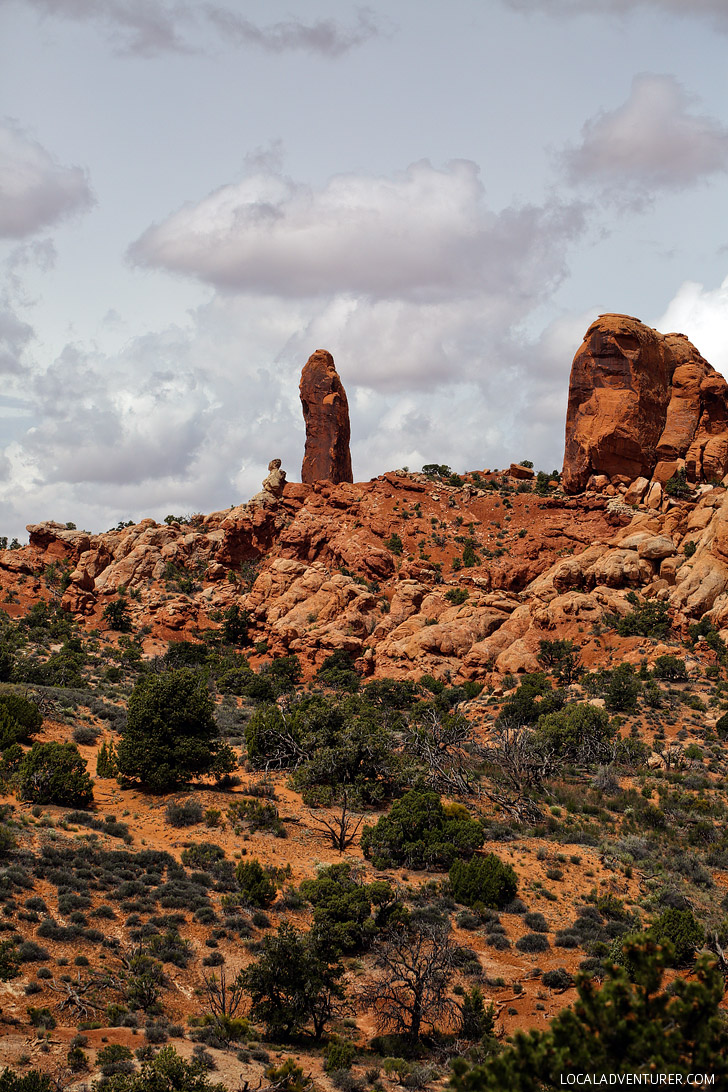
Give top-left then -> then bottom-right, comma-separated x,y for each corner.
300,349 -> 353,485
562,313 -> 728,493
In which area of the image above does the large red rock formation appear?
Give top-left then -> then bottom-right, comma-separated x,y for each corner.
562,314 -> 728,493
300,349 -> 353,484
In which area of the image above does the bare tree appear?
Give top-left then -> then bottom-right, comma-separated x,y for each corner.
404,708 -> 480,796
481,723 -> 555,822
47,972 -> 100,1019
308,791 -> 364,853
201,966 -> 247,1020
359,922 -> 462,1044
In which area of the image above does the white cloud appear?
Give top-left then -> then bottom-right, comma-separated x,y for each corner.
503,0 -> 728,31
0,120 -> 94,239
654,274 -> 728,376
129,159 -> 585,303
203,6 -> 381,57
561,75 -> 728,202
12,0 -> 382,57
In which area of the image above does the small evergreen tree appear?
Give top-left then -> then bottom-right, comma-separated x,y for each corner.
96,739 -> 119,778
236,858 -> 277,908
242,923 -> 344,1040
117,668 -> 236,791
103,595 -> 133,632
449,854 -> 518,910
16,742 -> 93,807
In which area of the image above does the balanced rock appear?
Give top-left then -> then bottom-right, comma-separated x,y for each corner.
300,350 -> 353,485
562,314 -> 728,493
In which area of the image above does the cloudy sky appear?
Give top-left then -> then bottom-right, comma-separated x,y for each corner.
1,0 -> 727,537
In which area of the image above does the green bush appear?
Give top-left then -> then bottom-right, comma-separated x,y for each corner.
0,1071 -> 52,1091
649,908 -> 704,966
536,702 -> 615,762
165,800 -> 203,827
664,468 -> 692,499
449,854 -> 518,910
515,933 -> 550,953
299,863 -> 397,954
241,923 -> 344,1040
361,791 -> 483,870
652,655 -> 688,681
118,669 -> 236,791
236,859 -> 277,908
0,692 -> 42,750
103,597 -> 132,632
324,1036 -> 356,1072
604,663 -> 641,713
16,742 -> 93,807
613,593 -> 670,639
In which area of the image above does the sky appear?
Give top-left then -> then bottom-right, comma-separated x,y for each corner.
1,0 -> 727,538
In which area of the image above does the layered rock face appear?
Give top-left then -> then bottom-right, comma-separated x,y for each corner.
300,350 -> 353,485
562,314 -> 728,493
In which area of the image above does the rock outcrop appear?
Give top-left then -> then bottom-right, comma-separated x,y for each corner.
562,314 -> 728,493
247,459 -> 287,509
300,350 -> 353,485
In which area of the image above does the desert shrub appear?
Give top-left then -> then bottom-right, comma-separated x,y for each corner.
227,798 -> 285,837
181,843 -> 225,871
496,673 -> 565,728
27,1006 -> 56,1030
606,663 -> 643,713
324,1037 -> 356,1072
165,801 -> 203,828
16,941 -> 49,963
103,598 -> 133,633
649,908 -> 704,966
537,639 -> 582,684
97,1043 -> 134,1076
536,702 -> 615,762
613,592 -> 670,640
316,651 -> 361,693
0,940 -> 20,981
664,468 -> 692,498
242,923 -> 344,1041
0,692 -> 42,750
0,1072 -> 56,1090
515,933 -> 550,953
652,655 -> 688,681
361,791 -> 483,870
445,589 -> 469,606
523,912 -> 549,933
96,739 -> 119,778
449,854 -> 518,910
73,724 -> 100,745
299,863 -> 397,954
16,742 -> 93,807
541,968 -> 572,990
236,859 -> 277,908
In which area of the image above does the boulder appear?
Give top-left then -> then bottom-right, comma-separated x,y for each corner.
637,535 -> 676,561
623,477 -> 649,505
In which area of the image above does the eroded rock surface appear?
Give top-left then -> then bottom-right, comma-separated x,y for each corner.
562,314 -> 728,493
300,350 -> 353,485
